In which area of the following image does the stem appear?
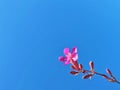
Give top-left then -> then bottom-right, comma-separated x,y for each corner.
70,59 -> 120,84
79,69 -> 120,84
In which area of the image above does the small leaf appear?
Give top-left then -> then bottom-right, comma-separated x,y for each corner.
70,71 -> 79,75
82,74 -> 93,79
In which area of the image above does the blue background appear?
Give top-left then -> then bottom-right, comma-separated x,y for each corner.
0,0 -> 120,90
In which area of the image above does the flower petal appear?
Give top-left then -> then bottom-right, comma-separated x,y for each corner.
72,54 -> 78,61
65,60 -> 70,64
58,56 -> 66,61
72,47 -> 77,53
64,48 -> 70,55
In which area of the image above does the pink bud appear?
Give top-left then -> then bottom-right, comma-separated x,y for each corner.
89,61 -> 94,70
106,68 -> 112,76
82,74 -> 93,79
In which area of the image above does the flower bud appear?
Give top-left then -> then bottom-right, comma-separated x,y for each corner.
89,61 -> 94,71
71,59 -> 80,71
106,68 -> 112,76
82,74 -> 93,79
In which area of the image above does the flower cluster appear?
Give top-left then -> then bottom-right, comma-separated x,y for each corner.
58,47 -> 120,84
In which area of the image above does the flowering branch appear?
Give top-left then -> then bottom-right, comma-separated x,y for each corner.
58,47 -> 120,84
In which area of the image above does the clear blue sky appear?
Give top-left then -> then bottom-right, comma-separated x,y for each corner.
0,0 -> 120,90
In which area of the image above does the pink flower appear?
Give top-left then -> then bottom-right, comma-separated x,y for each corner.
59,47 -> 78,64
